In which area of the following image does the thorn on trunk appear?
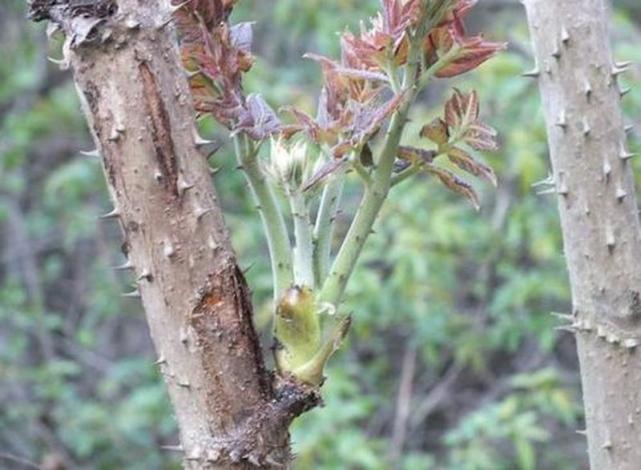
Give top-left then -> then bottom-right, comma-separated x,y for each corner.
160,444 -> 184,453
560,25 -> 570,44
180,326 -> 189,345
195,206 -> 214,221
192,128 -> 216,147
113,260 -> 134,271
154,355 -> 167,365
522,67 -> 540,78
584,79 -> 592,101
612,63 -> 631,77
122,289 -> 141,298
99,208 -> 121,220
207,235 -> 219,251
125,17 -> 141,30
556,110 -> 567,130
605,226 -> 616,252
177,173 -> 195,197
619,142 -> 635,161
80,149 -> 101,158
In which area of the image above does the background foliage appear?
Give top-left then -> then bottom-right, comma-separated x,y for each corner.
1,1 -> 640,468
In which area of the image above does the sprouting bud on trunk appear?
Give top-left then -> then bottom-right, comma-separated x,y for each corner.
274,286 -> 321,376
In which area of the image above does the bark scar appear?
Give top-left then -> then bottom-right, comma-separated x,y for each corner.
139,62 -> 179,196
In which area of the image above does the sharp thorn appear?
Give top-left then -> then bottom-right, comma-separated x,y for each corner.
160,444 -> 184,453
620,142 -> 635,160
522,68 -> 540,78
620,86 -> 632,98
112,260 -> 134,271
584,80 -> 593,100
536,188 -> 557,195
177,174 -> 195,197
551,311 -> 573,321
615,60 -> 633,69
122,289 -> 141,298
80,149 -> 101,158
195,207 -> 214,221
556,110 -> 567,130
561,25 -> 570,44
612,64 -> 631,77
163,241 -> 176,259
192,128 -> 216,147
99,208 -> 121,220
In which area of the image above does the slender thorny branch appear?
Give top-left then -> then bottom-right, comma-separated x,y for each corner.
233,135 -> 293,298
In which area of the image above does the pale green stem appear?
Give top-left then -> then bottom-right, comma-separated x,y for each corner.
313,174 -> 345,285
391,163 -> 424,186
288,188 -> 315,288
351,159 -> 373,186
318,109 -> 409,307
233,134 -> 293,298
318,41 -> 458,307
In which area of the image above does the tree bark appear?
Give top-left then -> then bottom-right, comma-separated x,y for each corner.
28,1 -> 319,468
524,1 -> 641,468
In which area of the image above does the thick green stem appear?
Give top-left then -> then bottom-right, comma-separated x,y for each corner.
317,39 -> 456,307
313,174 -> 344,286
288,189 -> 315,288
234,135 -> 293,298
318,109 -> 410,307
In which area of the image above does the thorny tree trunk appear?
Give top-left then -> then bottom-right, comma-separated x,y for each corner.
524,1 -> 641,468
27,1 -> 319,468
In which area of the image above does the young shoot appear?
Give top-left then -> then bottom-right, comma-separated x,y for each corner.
173,0 -> 505,385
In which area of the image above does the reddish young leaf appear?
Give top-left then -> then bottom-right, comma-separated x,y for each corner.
441,89 -> 499,152
397,146 -> 437,164
463,122 -> 499,151
235,94 -> 281,141
425,164 -> 480,210
444,88 -> 478,129
434,35 -> 507,78
302,157 -> 348,192
420,118 -> 449,145
446,146 -> 497,186
423,0 -> 506,78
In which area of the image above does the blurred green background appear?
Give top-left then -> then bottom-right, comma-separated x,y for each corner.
1,1 -> 640,469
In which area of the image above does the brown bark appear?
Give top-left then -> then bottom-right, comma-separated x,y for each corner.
523,1 -> 641,468
28,1 -> 319,468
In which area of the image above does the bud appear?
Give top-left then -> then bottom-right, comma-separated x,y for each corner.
265,138 -> 314,191
274,286 -> 321,374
